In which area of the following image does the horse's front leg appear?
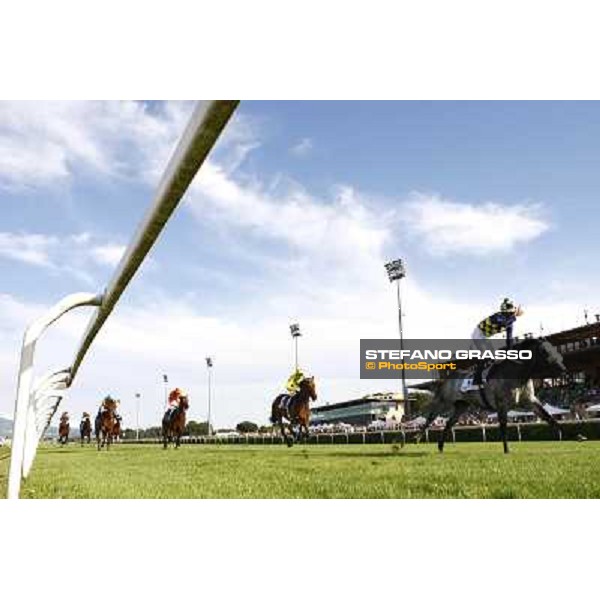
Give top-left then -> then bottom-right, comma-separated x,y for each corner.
531,399 -> 561,438
520,379 -> 560,438
285,422 -> 294,447
438,400 -> 468,453
301,423 -> 309,442
277,418 -> 289,447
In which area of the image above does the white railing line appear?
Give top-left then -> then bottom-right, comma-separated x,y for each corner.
69,100 -> 239,382
8,100 -> 239,499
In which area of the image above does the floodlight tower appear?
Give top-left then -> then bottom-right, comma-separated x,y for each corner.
135,393 -> 141,441
290,323 -> 301,370
384,258 -> 409,419
206,357 -> 214,436
162,374 -> 168,413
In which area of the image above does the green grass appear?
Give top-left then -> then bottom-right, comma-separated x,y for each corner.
1,441 -> 600,498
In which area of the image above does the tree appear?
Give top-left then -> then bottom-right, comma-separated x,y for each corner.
411,392 -> 434,416
122,428 -> 136,440
236,421 -> 259,433
186,420 -> 210,436
142,426 -> 162,439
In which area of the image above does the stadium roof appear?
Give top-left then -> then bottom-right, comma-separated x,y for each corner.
545,321 -> 600,345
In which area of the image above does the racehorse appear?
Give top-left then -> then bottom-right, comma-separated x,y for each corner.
95,398 -> 118,451
80,415 -> 92,445
418,338 -> 567,454
58,415 -> 70,445
270,376 -> 317,447
162,394 -> 189,449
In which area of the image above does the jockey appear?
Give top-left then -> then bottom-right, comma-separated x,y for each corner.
285,369 -> 305,395
60,411 -> 69,421
166,388 -> 186,420
96,396 -> 120,420
471,298 -> 524,385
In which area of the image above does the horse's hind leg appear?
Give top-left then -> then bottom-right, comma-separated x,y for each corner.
416,409 -> 438,444
438,401 -> 468,453
497,403 -> 509,454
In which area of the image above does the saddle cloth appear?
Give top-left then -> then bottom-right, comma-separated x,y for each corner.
278,394 -> 295,420
460,362 -> 493,393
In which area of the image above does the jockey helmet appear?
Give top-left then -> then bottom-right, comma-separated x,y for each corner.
500,298 -> 516,313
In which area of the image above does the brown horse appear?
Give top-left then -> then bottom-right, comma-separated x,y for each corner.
162,395 -> 189,449
58,414 -> 70,445
80,414 -> 92,445
270,376 -> 317,447
95,399 -> 118,451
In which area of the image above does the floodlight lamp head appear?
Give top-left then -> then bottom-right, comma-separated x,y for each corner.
290,323 -> 301,337
384,258 -> 406,282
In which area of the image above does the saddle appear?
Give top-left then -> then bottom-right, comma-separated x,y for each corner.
459,361 -> 494,411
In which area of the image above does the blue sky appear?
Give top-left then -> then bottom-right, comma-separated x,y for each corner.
1,101 -> 599,428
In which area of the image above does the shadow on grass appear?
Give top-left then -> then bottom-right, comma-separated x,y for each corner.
314,451 -> 429,459
37,447 -> 81,455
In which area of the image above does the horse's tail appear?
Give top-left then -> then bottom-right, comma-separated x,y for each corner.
270,396 -> 281,423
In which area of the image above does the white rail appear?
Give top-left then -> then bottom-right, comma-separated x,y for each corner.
7,100 -> 239,499
70,101 -> 239,382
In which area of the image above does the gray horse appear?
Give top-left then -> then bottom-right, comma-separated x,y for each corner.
419,338 -> 568,454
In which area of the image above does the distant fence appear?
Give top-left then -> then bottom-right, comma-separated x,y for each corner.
123,419 -> 600,446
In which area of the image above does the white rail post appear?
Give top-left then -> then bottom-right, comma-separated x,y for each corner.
22,370 -> 70,477
8,293 -> 102,499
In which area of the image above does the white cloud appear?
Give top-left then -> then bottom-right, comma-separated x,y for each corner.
0,232 -> 57,266
189,162 -> 389,287
90,244 -> 126,267
0,101 -> 194,189
0,230 -> 127,281
290,137 -> 313,157
400,194 -> 550,255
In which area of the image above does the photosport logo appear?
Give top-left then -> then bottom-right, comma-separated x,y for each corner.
360,339 -> 533,379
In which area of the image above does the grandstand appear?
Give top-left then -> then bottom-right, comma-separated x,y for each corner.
311,392 -> 404,426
